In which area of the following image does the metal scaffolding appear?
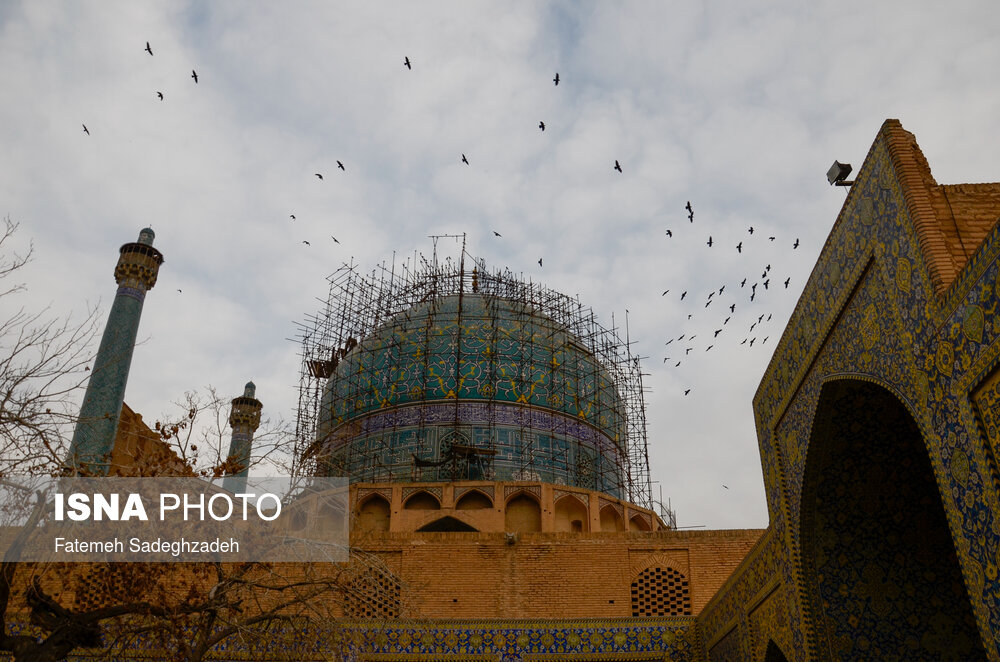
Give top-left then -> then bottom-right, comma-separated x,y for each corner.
293,242 -> 653,510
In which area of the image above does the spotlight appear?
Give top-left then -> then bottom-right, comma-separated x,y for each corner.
827,161 -> 854,186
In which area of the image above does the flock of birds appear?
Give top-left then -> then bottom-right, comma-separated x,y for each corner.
661,199 -> 804,396
80,43 -> 804,402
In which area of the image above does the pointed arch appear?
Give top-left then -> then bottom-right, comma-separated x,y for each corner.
800,379 -> 986,658
599,503 -> 624,531
554,494 -> 589,532
356,493 -> 391,534
402,490 -> 441,510
455,489 -> 493,510
504,491 -> 541,532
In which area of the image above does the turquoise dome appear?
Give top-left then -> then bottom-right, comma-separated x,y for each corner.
316,293 -> 627,495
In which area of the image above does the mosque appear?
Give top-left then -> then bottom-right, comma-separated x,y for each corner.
29,119 -> 1000,660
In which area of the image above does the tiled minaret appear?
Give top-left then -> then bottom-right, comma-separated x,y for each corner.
69,228 -> 163,473
222,382 -> 263,493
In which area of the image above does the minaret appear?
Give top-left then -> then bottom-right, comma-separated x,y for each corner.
69,228 -> 163,473
222,382 -> 263,493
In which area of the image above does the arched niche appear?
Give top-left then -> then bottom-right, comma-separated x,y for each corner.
629,513 -> 651,531
402,490 -> 441,510
417,516 -> 478,532
554,494 -> 589,533
356,494 -> 390,534
799,379 -> 986,659
504,492 -> 541,532
455,490 -> 493,510
599,504 -> 624,532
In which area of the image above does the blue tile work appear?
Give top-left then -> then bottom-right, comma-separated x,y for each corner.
19,619 -> 697,661
697,121 -> 1000,659
317,293 -> 628,495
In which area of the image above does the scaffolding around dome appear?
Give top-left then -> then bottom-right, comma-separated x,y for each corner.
293,244 -> 653,510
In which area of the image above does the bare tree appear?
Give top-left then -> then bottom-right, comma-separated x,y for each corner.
0,217 -> 100,476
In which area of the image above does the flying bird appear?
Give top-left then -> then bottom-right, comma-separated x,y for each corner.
302,240 -> 311,246
614,160 -> 622,173
784,277 -> 791,288
665,229 -> 672,237
156,91 -> 163,100
764,279 -> 770,290
793,238 -> 800,249
553,72 -> 560,85
462,154 -> 469,165
315,173 -> 323,179
82,124 -> 89,135
730,303 -> 736,313
337,161 -> 345,171
176,289 -> 182,293
404,56 -> 411,70
737,241 -> 742,253
684,389 -> 691,396
769,236 -> 776,241
145,41 -> 153,56
748,226 -> 754,234
331,236 -> 340,244
706,236 -> 713,247
539,121 -> 545,131
718,285 -> 725,294
290,214 -> 296,220
706,345 -> 714,351
686,201 -> 693,213
722,485 -> 729,490
493,231 -> 502,237
680,291 -> 687,300
714,329 -> 722,337
538,258 -> 543,267
661,290 -> 669,296
191,69 -> 198,83
740,278 -> 746,287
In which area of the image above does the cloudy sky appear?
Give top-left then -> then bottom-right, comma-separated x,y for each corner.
2,1 -> 998,529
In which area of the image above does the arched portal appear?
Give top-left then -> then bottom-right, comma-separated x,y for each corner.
800,379 -> 985,659
356,494 -> 390,534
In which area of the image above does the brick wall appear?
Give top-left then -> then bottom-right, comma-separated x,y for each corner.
358,528 -> 764,619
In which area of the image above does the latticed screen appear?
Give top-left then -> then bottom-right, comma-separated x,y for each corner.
631,566 -> 691,616
345,569 -> 400,619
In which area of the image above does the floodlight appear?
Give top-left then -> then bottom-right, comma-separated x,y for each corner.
827,161 -> 854,186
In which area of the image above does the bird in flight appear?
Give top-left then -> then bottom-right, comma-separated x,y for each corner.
145,41 -> 153,56
680,291 -> 687,300
82,124 -> 90,135
290,214 -> 296,220
684,389 -> 691,396
714,329 -> 722,337
331,236 -> 340,244
462,154 -> 469,165
748,226 -> 754,235
337,161 -> 345,171
553,72 -> 560,86
614,160 -> 622,173
722,485 -> 729,490
539,121 -> 545,131
730,303 -> 736,313
191,69 -> 198,83
665,229 -> 673,237
493,230 -> 502,237
404,56 -> 411,70
176,289 -> 182,293
661,290 -> 669,296
315,173 -> 323,180
538,258 -> 543,267
784,277 -> 791,288
737,241 -> 742,253
706,236 -> 713,247
769,236 -> 776,241
156,91 -> 164,100
302,240 -> 311,246
793,238 -> 800,249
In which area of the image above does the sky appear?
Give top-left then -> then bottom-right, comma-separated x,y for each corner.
1,1 -> 999,529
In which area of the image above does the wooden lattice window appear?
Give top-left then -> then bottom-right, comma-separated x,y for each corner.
631,566 -> 690,616
345,568 -> 400,619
